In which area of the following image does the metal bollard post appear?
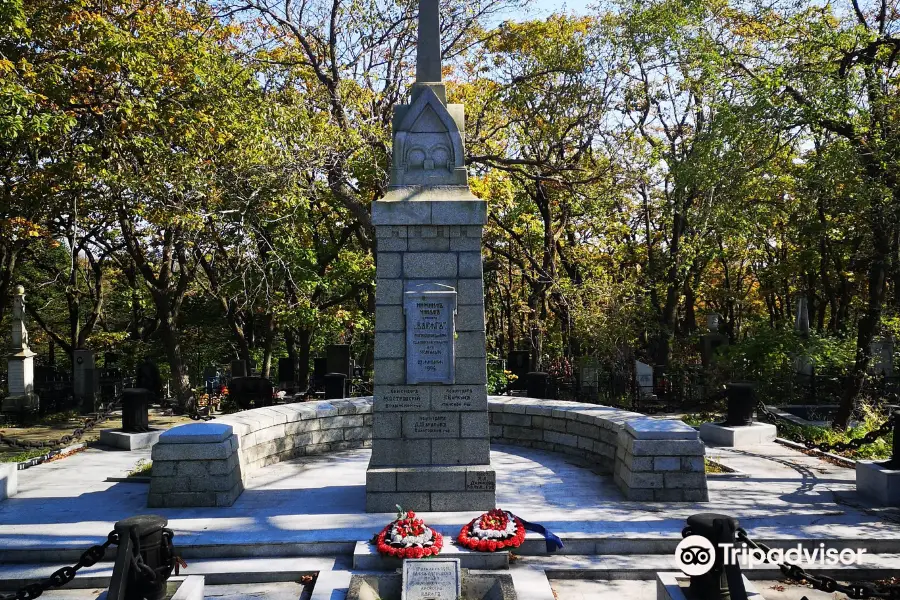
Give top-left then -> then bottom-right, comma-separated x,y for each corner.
108,515 -> 176,600
324,373 -> 347,400
682,513 -> 748,600
725,383 -> 755,427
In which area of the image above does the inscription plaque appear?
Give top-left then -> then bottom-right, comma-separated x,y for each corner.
432,386 -> 487,411
404,284 -> 456,385
402,558 -> 460,600
404,412 -> 459,438
466,470 -> 496,491
377,386 -> 429,411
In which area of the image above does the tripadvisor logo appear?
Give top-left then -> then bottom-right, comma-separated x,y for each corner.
675,537 -> 867,575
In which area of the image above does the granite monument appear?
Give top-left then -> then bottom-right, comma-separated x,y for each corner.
366,0 -> 495,512
3,285 -> 39,413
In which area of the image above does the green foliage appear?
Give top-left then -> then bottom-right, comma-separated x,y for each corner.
128,459 -> 153,477
774,403 -> 894,460
1,448 -> 49,463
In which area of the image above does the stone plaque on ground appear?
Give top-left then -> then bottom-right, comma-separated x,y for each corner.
402,558 -> 460,600
405,284 -> 456,384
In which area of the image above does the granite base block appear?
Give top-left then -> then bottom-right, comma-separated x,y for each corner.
857,460 -> 900,506
656,572 -> 763,600
699,422 -> 777,447
352,540 -> 508,570
0,463 -> 17,501
99,428 -> 162,450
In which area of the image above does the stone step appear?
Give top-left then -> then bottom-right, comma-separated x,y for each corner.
515,553 -> 900,581
3,555 -> 897,596
4,533 -> 898,564
0,556 -> 338,590
352,540 -> 509,570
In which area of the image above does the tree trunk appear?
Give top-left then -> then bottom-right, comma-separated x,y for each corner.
158,315 -> 194,412
833,213 -> 890,429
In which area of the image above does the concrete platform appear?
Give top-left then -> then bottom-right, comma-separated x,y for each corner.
856,460 -> 900,506
98,428 -> 162,450
352,539 -> 508,570
699,422 -> 777,447
2,442 -> 899,565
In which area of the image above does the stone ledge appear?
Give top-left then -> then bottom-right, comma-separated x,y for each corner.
151,396 -> 707,507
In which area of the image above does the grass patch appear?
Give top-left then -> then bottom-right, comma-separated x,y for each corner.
0,447 -> 52,463
705,458 -> 733,474
128,459 -> 152,477
770,403 -> 893,461
682,412 -> 723,427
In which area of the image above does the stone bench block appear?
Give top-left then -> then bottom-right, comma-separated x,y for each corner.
1,464 -> 17,501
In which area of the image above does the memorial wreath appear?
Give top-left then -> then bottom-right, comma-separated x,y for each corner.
375,506 -> 444,559
457,509 -> 526,552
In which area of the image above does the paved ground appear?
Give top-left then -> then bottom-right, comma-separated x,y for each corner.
2,440 -> 898,558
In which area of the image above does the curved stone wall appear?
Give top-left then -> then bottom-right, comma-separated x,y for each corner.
148,396 -> 707,508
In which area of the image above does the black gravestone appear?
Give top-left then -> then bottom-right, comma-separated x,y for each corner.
507,351 -> 531,391
122,389 -> 152,432
136,360 -> 163,402
231,360 -> 248,378
278,357 -> 295,384
229,377 -> 274,409
312,357 -> 328,390
324,373 -> 347,400
326,344 -> 352,378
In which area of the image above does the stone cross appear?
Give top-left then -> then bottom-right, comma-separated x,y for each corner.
416,0 -> 442,83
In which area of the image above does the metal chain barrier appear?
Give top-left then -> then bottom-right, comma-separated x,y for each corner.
736,529 -> 900,599
0,400 -> 119,451
756,401 -> 897,454
0,531 -> 120,600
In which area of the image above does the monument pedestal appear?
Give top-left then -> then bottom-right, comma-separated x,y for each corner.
366,196 -> 496,513
856,460 -> 900,506
3,349 -> 39,414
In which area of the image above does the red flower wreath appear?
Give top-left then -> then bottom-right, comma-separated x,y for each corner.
375,506 -> 443,559
457,509 -> 526,552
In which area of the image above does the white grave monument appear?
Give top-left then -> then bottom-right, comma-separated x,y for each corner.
3,286 -> 38,413
366,0 -> 495,512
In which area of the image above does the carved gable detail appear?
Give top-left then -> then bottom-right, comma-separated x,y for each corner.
392,87 -> 465,187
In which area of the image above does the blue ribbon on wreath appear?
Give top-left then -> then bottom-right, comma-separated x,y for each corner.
519,519 -> 564,553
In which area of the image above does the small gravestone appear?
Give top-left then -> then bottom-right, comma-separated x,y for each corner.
402,558 -> 461,600
635,360 -> 653,396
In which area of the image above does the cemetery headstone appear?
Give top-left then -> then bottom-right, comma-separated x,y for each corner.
3,286 -> 38,414
312,357 -> 328,389
278,357 -> 295,384
136,360 -> 164,402
635,360 -> 654,398
507,350 -> 531,391
871,335 -> 894,377
402,558 -> 461,600
577,356 -> 599,400
700,313 -> 728,367
231,360 -> 247,378
326,344 -> 352,379
366,0 -> 494,512
73,348 -> 96,401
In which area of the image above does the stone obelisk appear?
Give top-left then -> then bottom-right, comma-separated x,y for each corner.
3,286 -> 39,413
365,0 -> 495,512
